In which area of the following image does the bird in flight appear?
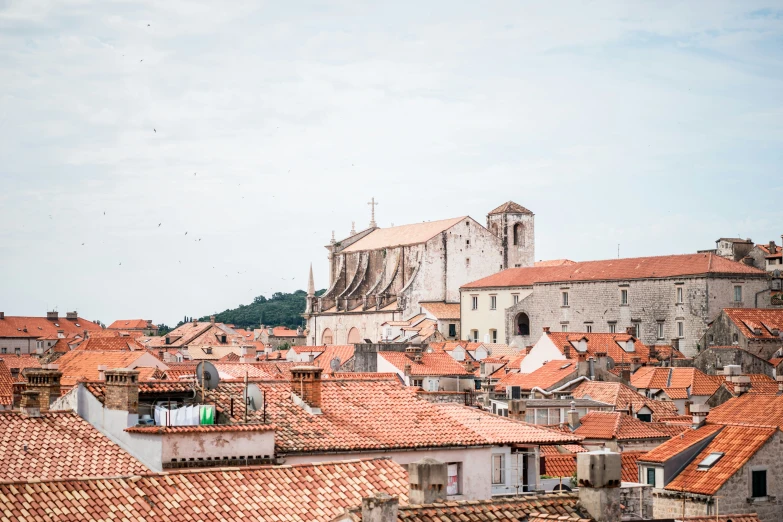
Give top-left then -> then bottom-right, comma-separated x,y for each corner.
140,59 -> 143,62
158,223 -> 161,227
153,129 -> 156,133
185,232 -> 188,235
147,23 -> 150,26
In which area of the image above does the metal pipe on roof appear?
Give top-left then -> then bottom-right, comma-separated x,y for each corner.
528,376 -> 591,397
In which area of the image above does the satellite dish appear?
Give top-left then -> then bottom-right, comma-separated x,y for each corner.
243,383 -> 264,412
329,357 -> 341,372
195,361 -> 220,390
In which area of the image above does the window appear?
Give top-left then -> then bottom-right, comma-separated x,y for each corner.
609,323 -> 616,334
752,469 -> 767,498
0,348 -> 5,354
384,327 -> 392,339
448,323 -> 456,337
657,322 -> 665,339
646,468 -> 656,486
492,454 -> 505,484
471,296 -> 478,310
586,324 -> 593,333
637,413 -> 652,423
490,295 -> 497,310
411,379 -> 423,388
514,264 -> 521,268
513,223 -> 524,246
734,285 -> 743,302
471,330 -> 478,342
447,463 -> 461,495
512,294 -> 519,305
677,321 -> 684,338
732,333 -> 739,344
676,287 -> 683,304
697,452 -> 724,470
466,239 -> 470,248
620,289 -> 628,305
634,322 -> 641,337
561,324 -> 568,333
490,329 -> 497,343
466,258 -> 470,268
562,292 -> 569,307
14,348 -> 20,355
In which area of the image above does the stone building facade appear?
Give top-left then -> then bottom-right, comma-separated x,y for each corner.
461,253 -> 771,357
304,202 -> 535,345
700,308 -> 783,361
692,346 -> 774,377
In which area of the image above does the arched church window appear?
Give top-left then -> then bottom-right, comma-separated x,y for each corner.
516,312 -> 530,336
513,223 -> 524,246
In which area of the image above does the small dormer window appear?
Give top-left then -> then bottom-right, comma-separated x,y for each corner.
697,452 -> 724,470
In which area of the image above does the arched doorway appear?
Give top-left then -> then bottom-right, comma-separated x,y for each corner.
321,328 -> 334,345
513,223 -> 525,246
347,327 -> 362,344
515,313 -> 530,336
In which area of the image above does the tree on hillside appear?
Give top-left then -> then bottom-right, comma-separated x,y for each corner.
197,289 -> 325,330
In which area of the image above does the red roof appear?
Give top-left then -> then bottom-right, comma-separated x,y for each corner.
313,345 -> 355,374
269,326 -> 304,338
724,308 -> 783,340
574,411 -> 670,441
419,302 -> 461,320
707,393 -> 783,428
0,354 -> 42,381
494,360 -> 576,392
76,336 -> 145,351
570,381 -> 679,418
107,319 -> 155,330
0,458 -> 408,522
545,331 -> 652,365
631,367 -> 720,396
0,361 -> 12,405
640,424 -> 724,463
380,350 -> 470,376
665,425 -> 777,495
0,315 -> 102,339
0,411 -> 148,480
462,253 -> 764,289
53,350 -> 164,386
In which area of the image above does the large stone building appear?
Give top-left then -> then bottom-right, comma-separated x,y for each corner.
460,253 -> 774,357
0,311 -> 102,355
303,201 -> 535,345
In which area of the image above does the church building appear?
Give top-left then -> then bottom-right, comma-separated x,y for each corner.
303,201 -> 535,345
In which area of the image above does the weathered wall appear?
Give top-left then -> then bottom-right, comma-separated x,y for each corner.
160,430 -> 275,463
353,343 -> 414,372
693,347 -> 773,377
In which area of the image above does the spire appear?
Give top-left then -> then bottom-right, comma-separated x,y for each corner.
307,263 -> 315,297
350,221 -> 356,235
367,197 -> 379,228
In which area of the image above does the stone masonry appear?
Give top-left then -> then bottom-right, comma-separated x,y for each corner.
104,369 -> 140,413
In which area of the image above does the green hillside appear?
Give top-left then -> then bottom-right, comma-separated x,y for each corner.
196,290 -> 325,330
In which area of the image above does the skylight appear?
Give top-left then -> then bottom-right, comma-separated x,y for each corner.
560,363 -> 572,369
697,452 -> 724,470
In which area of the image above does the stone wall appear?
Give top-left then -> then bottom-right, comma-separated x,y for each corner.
619,485 -> 653,519
702,309 -> 783,360
415,390 -> 475,405
693,347 -> 773,377
353,343 -> 418,373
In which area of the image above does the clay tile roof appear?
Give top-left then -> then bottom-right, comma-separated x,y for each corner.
488,201 -> 534,215
494,359 -> 577,392
724,308 -> 783,339
0,411 -> 149,480
107,319 -> 154,330
0,315 -> 102,339
541,454 -> 576,477
570,381 -> 679,418
547,331 -> 652,364
85,380 -> 194,403
707,393 -> 783,428
0,457 -> 408,522
342,216 -> 468,253
75,336 -> 145,351
314,344 -> 355,374
270,326 -> 303,337
574,412 -> 670,441
435,403 -> 582,444
419,301 -> 461,320
640,424 -> 724,463
461,253 -> 764,289
681,516 -> 760,522
620,451 -> 647,482
204,378 -> 549,454
0,354 -> 42,381
0,361 -> 12,405
665,425 -> 777,495
631,367 -> 720,397
53,350 -> 165,387
534,259 -> 577,267
380,351 -> 470,376
125,424 -> 276,434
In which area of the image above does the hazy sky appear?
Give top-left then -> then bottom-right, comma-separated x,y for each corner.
1,1 -> 781,326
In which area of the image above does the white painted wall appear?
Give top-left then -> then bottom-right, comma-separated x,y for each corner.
519,334 -> 565,373
460,287 -> 534,343
160,430 -> 275,462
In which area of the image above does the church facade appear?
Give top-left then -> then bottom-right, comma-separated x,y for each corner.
303,201 -> 535,345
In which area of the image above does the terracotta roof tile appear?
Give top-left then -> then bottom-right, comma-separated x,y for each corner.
107,319 -> 155,330
52,350 -> 166,387
0,411 -> 148,480
620,451 -> 647,482
640,424 -> 724,463
494,360 -> 577,392
665,425 -> 776,495
546,332 -> 654,365
380,351 -> 470,376
570,381 -> 679,419
0,354 -> 42,382
419,302 -> 461,320
631,367 -> 720,397
488,201 -> 534,215
313,344 -> 355,374
707,393 -> 783,428
85,380 -> 194,403
0,457 -> 408,522
462,253 -> 764,289
125,424 -> 276,434
0,361 -> 12,405
535,259 -> 577,267
0,315 -> 102,339
724,308 -> 783,340
342,216 -> 468,253
574,412 -> 670,441
269,326 -> 304,337
541,454 -> 576,477
75,336 -> 145,351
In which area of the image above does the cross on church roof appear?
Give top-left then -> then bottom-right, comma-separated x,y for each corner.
368,197 -> 379,228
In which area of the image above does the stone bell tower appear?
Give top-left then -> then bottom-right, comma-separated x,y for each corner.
487,201 -> 535,269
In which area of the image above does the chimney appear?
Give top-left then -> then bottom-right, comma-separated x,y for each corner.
23,368 -> 62,411
0,312 -> 4,319
46,311 -> 58,320
146,319 -> 153,326
620,369 -> 631,382
268,326 -> 274,336
404,363 -> 412,377
588,356 -> 595,380
98,364 -> 108,381
291,366 -> 323,413
577,451 -> 622,522
464,360 -> 474,373
691,403 -> 709,429
240,345 -> 255,363
66,311 -> 77,320
777,375 -> 783,395
567,401 -> 580,429
361,493 -> 399,522
264,344 -> 272,355
9,367 -> 19,379
508,399 -> 526,421
770,240 -> 777,253
296,326 -> 303,336
104,369 -> 140,413
408,458 -> 447,505
563,344 -> 571,359
595,352 -> 608,370
20,390 -> 42,418
732,375 -> 751,395
630,357 -> 642,372
209,315 -> 215,324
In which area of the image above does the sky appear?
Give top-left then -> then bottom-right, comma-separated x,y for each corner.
0,1 -> 781,326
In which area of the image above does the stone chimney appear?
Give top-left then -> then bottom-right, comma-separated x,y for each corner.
408,458 -> 447,505
770,240 -> 777,253
563,344 -> 571,359
291,366 -> 323,413
209,315 -> 215,324
691,403 -> 709,429
464,360 -> 474,373
46,311 -> 58,320
404,363 -> 412,377
577,451 -> 622,522
594,352 -> 608,371
97,364 -> 108,381
21,390 -> 42,418
0,312 -> 4,319
732,375 -> 751,395
620,368 -> 631,382
406,346 -> 423,363
240,345 -> 255,363
567,401 -> 580,430
630,357 -> 642,372
361,493 -> 399,522
268,326 -> 274,336
24,368 -> 62,411
104,369 -> 140,413
66,311 -> 78,320
508,399 -> 526,421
